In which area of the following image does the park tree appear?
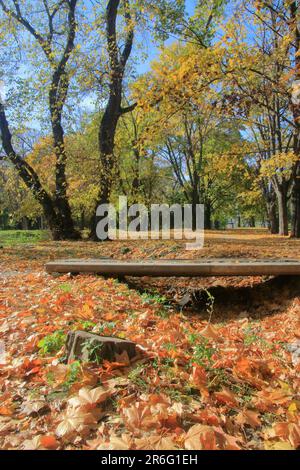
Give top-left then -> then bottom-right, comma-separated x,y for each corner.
222,0 -> 300,236
0,162 -> 42,228
134,42 -> 245,229
289,0 -> 300,237
249,152 -> 279,234
114,107 -> 173,207
87,0 -> 186,239
24,125 -> 100,231
0,0 -> 81,239
239,96 -> 294,235
157,119 -> 246,230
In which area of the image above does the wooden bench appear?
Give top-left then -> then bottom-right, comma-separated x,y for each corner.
45,258 -> 300,277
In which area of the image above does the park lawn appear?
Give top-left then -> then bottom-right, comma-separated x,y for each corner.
0,230 -> 50,247
0,230 -> 299,450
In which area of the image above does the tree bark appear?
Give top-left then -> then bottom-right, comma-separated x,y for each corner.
0,0 -> 80,240
50,114 -> 80,239
264,187 -> 279,234
249,216 -> 255,228
290,1 -> 300,237
48,0 -> 80,239
290,162 -> 300,237
204,202 -> 212,230
89,0 -> 135,240
276,189 -> 289,236
267,199 -> 279,234
0,102 -> 64,239
191,187 -> 201,231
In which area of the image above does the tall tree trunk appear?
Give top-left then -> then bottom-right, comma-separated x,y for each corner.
131,146 -> 141,204
265,188 -> 279,234
290,1 -> 300,237
89,0 -> 135,240
90,106 -> 119,240
249,216 -> 256,228
290,162 -> 300,237
191,188 -> 201,231
267,199 -> 279,234
21,217 -> 29,230
204,203 -> 212,230
48,1 -> 80,240
0,102 -> 65,240
276,189 -> 289,236
0,0 -> 80,240
50,116 -> 80,239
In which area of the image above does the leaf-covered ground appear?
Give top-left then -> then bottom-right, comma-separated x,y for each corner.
0,229 -> 299,450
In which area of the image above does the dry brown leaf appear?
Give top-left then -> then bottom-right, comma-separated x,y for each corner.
214,387 -> 238,408
122,402 -> 158,431
184,424 -> 216,450
21,400 -> 50,417
108,433 -> 133,450
68,386 -> 112,409
200,324 -> 220,341
55,408 -> 97,439
264,440 -> 295,450
21,436 -> 44,450
135,434 -> 178,450
235,409 -> 261,428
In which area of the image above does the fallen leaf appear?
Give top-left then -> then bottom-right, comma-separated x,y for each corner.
184,424 -> 216,450
214,388 -> 238,408
21,400 -> 50,417
235,410 -> 261,428
200,324 -> 220,341
40,435 -> 59,450
55,409 -> 97,440
68,386 -> 112,409
135,434 -> 178,450
264,440 -> 295,450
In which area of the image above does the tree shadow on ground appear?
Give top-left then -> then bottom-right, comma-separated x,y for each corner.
185,276 -> 300,320
124,275 -> 300,322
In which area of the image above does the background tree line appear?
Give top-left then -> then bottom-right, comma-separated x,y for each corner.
1,0 -> 300,238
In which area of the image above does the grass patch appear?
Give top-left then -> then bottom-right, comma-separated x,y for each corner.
38,330 -> 66,356
0,230 -> 50,246
128,363 -> 149,390
189,334 -> 216,367
141,292 -> 168,305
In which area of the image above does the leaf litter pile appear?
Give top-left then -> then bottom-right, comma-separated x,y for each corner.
0,231 -> 299,450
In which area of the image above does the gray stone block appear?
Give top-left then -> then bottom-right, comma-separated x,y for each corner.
65,330 -> 136,364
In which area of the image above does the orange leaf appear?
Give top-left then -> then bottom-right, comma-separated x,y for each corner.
184,424 -> 217,450
40,435 -> 59,450
214,388 -> 238,408
190,364 -> 209,398
0,405 -> 13,416
236,410 -> 261,428
200,324 -> 220,341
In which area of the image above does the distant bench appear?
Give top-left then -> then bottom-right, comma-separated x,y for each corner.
45,258 -> 300,277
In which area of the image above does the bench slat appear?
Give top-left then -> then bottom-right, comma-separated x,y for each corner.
45,259 -> 300,276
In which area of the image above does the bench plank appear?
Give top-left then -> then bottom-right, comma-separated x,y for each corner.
45,258 -> 300,276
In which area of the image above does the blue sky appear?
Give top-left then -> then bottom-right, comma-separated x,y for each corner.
80,1 -> 198,114
135,0 -> 198,75
1,1 -> 209,130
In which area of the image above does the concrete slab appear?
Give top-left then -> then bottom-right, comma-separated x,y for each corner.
45,258 -> 300,277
